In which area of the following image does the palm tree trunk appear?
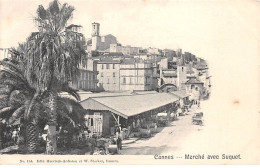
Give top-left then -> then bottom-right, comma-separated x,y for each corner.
46,92 -> 58,154
0,122 -> 4,150
26,122 -> 39,153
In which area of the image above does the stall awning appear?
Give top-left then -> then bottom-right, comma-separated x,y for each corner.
80,93 -> 179,119
169,90 -> 190,99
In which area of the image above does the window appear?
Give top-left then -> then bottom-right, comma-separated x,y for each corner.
107,78 -> 110,84
106,64 -> 110,69
113,72 -> 116,77
182,67 -> 184,72
101,72 -> 103,77
101,64 -> 104,69
91,118 -> 93,126
123,77 -> 126,84
130,77 -> 132,84
113,64 -> 115,69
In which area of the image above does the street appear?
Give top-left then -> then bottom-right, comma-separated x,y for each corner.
120,104 -> 204,155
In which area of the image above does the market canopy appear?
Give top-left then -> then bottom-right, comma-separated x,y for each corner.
169,90 -> 190,99
80,93 -> 179,119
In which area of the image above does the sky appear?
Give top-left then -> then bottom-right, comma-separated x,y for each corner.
0,0 -> 260,159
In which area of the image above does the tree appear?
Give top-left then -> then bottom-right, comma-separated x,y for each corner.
0,54 -> 86,153
24,0 -> 86,154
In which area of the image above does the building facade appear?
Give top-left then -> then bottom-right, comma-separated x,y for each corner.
70,59 -> 98,91
96,58 -> 121,91
119,59 -> 158,91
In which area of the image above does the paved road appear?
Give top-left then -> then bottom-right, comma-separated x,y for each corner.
120,105 -> 204,155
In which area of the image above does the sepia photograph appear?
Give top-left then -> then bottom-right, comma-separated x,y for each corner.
0,0 -> 259,165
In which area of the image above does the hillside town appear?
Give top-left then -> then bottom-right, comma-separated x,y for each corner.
0,0 -> 211,155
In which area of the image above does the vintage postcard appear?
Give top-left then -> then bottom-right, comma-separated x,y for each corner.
0,0 -> 259,165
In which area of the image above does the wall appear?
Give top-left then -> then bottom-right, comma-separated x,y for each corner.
97,63 -> 120,91
98,35 -> 117,51
185,83 -> 204,99
120,63 -> 155,91
71,69 -> 97,91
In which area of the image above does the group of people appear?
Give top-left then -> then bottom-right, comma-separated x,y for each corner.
1,126 -> 20,148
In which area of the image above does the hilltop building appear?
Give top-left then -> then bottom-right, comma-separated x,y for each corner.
86,23 -> 118,56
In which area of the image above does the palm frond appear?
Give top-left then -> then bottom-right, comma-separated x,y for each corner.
8,105 -> 25,124
61,87 -> 80,101
8,90 -> 26,109
0,107 -> 12,115
0,86 -> 12,95
24,91 -> 40,119
57,108 -> 76,127
0,60 -> 22,74
1,68 -> 29,88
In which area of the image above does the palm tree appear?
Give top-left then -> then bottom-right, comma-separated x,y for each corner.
17,0 -> 86,154
0,47 -> 85,153
0,0 -> 86,154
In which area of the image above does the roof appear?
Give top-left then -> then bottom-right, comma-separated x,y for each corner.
185,78 -> 204,84
186,70 -> 195,74
133,91 -> 158,95
80,93 -> 179,119
163,72 -> 177,77
195,64 -> 208,70
97,58 -> 121,64
66,24 -> 82,29
169,90 -> 190,98
60,91 -> 132,102
121,58 -> 136,64
104,52 -> 123,56
60,91 -> 159,102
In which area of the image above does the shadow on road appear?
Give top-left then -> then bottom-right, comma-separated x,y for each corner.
121,145 -> 178,155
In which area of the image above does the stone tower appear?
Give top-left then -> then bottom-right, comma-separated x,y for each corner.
92,22 -> 100,37
177,66 -> 187,90
91,23 -> 101,51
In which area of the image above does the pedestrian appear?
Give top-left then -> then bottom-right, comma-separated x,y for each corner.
177,107 -> 182,117
115,131 -> 122,154
170,112 -> 174,121
12,129 -> 18,144
115,124 -> 122,154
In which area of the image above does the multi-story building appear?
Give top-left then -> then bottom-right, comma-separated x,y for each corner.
96,58 -> 121,91
70,58 -> 99,91
158,66 -> 187,90
147,47 -> 162,56
119,59 -> 158,91
110,44 -> 141,55
66,24 -> 98,92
